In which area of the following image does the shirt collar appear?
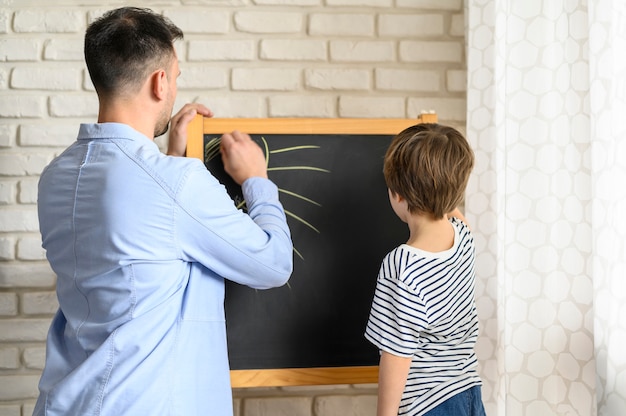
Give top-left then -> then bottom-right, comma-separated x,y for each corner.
77,123 -> 155,147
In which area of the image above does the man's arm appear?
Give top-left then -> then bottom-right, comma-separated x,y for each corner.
377,351 -> 412,416
170,103 -> 292,289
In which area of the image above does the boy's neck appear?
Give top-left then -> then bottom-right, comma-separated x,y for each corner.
405,213 -> 454,253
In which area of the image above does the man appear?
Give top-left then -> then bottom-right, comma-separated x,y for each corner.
34,7 -> 293,415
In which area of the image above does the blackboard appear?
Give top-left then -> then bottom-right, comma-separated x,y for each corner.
186,116 -> 437,387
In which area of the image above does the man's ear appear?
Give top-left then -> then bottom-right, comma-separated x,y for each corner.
151,69 -> 168,101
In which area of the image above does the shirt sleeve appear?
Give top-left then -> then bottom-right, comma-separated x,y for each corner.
365,249 -> 428,357
174,163 -> 293,289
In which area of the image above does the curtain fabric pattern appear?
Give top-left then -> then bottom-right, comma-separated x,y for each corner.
465,0 -> 626,414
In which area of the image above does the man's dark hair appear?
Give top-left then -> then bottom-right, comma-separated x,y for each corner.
84,7 -> 183,97
384,123 -> 474,219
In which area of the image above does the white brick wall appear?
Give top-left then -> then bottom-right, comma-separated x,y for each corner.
0,1 -> 466,414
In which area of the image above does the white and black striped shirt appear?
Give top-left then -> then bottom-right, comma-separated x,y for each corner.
365,217 -> 482,416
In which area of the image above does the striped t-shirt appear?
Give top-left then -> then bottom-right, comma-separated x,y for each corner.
365,217 -> 482,416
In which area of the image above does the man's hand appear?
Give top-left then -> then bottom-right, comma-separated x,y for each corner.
167,103 -> 213,156
220,130 -> 268,185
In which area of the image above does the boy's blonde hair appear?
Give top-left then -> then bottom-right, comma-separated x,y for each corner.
383,123 -> 474,219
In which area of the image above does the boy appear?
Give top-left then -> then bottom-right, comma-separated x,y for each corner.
365,123 -> 485,416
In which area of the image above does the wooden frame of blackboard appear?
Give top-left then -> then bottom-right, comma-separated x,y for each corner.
186,114 -> 438,388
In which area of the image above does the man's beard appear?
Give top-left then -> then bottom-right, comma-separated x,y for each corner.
155,120 -> 170,138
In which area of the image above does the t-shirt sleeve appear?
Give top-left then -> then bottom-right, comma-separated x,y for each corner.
364,250 -> 428,357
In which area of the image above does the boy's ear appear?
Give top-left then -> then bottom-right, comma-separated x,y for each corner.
388,189 -> 404,202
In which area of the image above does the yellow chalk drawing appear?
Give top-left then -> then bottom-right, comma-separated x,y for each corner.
204,136 -> 330,261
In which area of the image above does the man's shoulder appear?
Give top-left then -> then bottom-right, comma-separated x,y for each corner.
146,152 -> 212,188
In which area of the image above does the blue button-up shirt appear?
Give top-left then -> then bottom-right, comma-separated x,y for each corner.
34,123 -> 293,415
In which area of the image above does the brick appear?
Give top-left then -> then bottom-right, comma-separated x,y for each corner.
255,0 -> 319,4
330,41 -> 394,62
19,123 -> 77,147
396,0 -> 462,9
0,404 -> 20,416
23,404 -> 36,416
451,13 -> 465,36
188,40 -> 255,61
0,9 -> 9,34
0,208 -> 39,232
0,346 -> 19,369
17,237 -> 46,261
232,68 -> 300,91
0,319 -> 50,342
86,9 -> 109,24
260,40 -> 326,61
352,383 -> 378,389
178,66 -> 228,90
234,11 -> 303,33
399,40 -> 463,63
375,69 -> 441,92
339,96 -> 404,118
0,181 -> 17,205
22,291 -> 58,315
447,69 -> 467,92
378,14 -> 444,37
268,95 -> 335,117
49,94 -> 99,117
0,96 -> 46,118
175,41 -> 187,62
0,153 -> 50,176
314,395 -> 377,416
326,0 -> 391,5
243,397 -> 312,416
83,70 -> 95,91
43,39 -> 84,61
282,385 -> 350,393
407,97 -> 466,121
0,236 -> 16,260
0,39 -> 40,62
197,96 -> 264,118
305,69 -> 370,90
0,375 -> 40,400
0,125 -> 16,148
0,67 -> 7,89
0,293 -> 18,316
164,9 -> 230,34
11,67 -> 81,90
0,264 -> 55,289
233,398 -> 241,416
13,10 -> 84,33
19,178 -> 39,204
309,14 -> 374,36
23,346 -> 47,370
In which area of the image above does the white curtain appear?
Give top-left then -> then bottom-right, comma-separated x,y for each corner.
465,0 -> 626,414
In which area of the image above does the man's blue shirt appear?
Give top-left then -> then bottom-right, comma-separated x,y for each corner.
34,123 -> 293,415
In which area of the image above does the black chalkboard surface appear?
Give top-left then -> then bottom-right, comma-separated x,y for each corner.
186,116 -> 438,387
